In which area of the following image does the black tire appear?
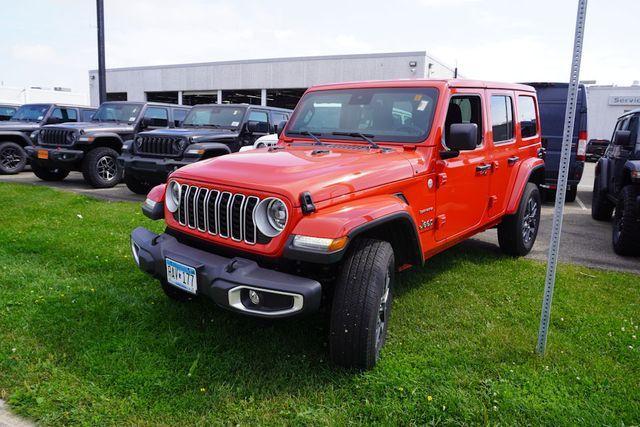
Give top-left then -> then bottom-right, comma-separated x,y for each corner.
592,177 -> 614,221
31,163 -> 69,181
161,281 -> 195,302
329,238 -> 395,370
498,182 -> 541,256
565,185 -> 577,203
82,147 -> 123,188
612,185 -> 640,256
0,142 -> 27,174
124,173 -> 155,195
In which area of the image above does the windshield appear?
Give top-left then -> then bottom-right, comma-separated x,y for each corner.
92,103 -> 143,123
10,104 -> 50,122
286,88 -> 439,143
182,106 -> 246,128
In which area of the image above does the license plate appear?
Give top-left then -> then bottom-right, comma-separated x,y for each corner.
165,258 -> 197,294
37,150 -> 49,159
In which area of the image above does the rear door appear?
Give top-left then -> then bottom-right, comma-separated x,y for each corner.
486,91 -> 519,218
435,90 -> 491,241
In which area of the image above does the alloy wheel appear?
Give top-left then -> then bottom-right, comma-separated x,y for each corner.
0,146 -> 21,170
96,155 -> 117,181
522,196 -> 539,245
375,270 -> 391,357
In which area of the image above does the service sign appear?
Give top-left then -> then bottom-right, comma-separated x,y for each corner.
608,95 -> 640,106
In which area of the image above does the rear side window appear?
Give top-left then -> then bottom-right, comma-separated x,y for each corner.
271,112 -> 288,125
51,108 -> 78,122
143,107 -> 169,127
248,111 -> 269,124
81,110 -> 95,121
518,96 -> 538,138
491,96 -> 514,143
173,108 -> 188,126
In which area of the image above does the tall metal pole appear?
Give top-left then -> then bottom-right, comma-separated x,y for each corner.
96,0 -> 107,104
536,0 -> 588,355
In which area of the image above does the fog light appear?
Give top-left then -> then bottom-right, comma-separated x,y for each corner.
249,290 -> 260,305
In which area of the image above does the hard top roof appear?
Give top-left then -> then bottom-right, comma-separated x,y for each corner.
20,102 -> 96,109
619,108 -> 640,119
187,103 -> 292,112
100,101 -> 188,108
306,79 -> 536,93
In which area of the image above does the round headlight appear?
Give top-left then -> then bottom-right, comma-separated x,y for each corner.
173,139 -> 187,152
66,131 -> 77,143
135,136 -> 143,148
254,197 -> 288,237
166,181 -> 182,213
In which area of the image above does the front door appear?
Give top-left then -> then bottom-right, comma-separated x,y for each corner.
435,91 -> 491,241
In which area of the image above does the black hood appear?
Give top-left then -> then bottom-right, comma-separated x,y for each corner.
45,121 -> 135,133
139,127 -> 240,142
0,121 -> 40,132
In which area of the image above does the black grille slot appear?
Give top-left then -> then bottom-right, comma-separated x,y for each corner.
40,128 -> 74,146
175,185 -> 266,245
137,136 -> 183,156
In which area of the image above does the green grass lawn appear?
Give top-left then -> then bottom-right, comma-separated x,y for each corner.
0,182 -> 638,426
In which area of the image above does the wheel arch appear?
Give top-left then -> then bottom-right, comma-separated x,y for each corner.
506,158 -> 545,215
0,132 -> 31,147
90,134 -> 123,152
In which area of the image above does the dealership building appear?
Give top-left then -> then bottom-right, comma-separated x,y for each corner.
586,84 -> 640,140
88,51 -> 456,109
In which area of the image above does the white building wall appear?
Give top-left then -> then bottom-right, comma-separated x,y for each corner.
89,51 -> 456,106
0,86 -> 89,106
587,85 -> 640,140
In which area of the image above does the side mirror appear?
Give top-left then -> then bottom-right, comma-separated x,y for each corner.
448,123 -> 478,151
246,120 -> 269,134
139,117 -> 153,129
46,117 -> 63,124
613,130 -> 631,146
276,120 -> 288,137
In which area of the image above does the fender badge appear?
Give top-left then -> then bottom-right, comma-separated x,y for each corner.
427,178 -> 434,189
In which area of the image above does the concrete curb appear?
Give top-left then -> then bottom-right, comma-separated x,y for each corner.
0,400 -> 33,427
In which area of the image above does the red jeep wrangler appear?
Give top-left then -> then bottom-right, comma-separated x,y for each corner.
131,80 -> 544,369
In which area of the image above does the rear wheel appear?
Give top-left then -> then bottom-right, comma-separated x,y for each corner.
161,281 -> 195,302
612,185 -> 640,256
124,173 -> 155,195
592,177 -> 614,221
82,147 -> 122,188
31,163 -> 69,181
329,238 -> 394,370
0,142 -> 27,174
565,185 -> 577,203
498,183 -> 541,256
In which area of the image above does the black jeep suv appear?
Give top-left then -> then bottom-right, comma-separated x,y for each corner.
0,103 -> 96,174
592,109 -> 640,255
118,104 -> 291,194
27,101 -> 189,188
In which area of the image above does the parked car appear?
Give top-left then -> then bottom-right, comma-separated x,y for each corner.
591,109 -> 640,255
0,103 -> 20,121
238,133 -> 280,152
130,80 -> 544,370
118,104 -> 291,194
524,82 -> 588,202
0,103 -> 96,174
26,101 -> 189,188
586,138 -> 609,162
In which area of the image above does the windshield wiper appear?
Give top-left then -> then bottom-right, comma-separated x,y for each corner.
331,132 -> 380,149
287,130 -> 326,146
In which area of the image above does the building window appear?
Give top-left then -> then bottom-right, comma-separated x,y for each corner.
223,90 -> 262,105
266,88 -> 306,110
182,91 -> 217,106
146,91 -> 179,104
106,92 -> 127,101
491,95 -> 514,143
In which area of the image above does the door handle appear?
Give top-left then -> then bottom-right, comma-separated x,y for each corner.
476,164 -> 491,174
508,156 -> 519,165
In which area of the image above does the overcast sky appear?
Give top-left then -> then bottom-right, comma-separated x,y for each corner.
0,0 -> 637,94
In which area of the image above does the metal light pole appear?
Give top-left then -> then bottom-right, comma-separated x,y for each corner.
96,0 -> 107,104
536,0 -> 588,355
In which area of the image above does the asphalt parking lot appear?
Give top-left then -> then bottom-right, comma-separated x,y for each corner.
1,162 -> 638,274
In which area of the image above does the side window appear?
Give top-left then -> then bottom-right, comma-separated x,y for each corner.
518,96 -> 538,138
81,110 -> 95,121
628,116 -> 638,147
173,109 -> 188,127
50,108 -> 77,122
0,107 -> 17,119
248,110 -> 269,124
491,95 -> 514,143
143,107 -> 169,127
445,95 -> 483,147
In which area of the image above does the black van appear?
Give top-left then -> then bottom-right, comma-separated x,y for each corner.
525,82 -> 588,202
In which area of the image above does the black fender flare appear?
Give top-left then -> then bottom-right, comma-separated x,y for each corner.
595,157 -> 610,193
0,131 -> 31,147
186,142 -> 232,159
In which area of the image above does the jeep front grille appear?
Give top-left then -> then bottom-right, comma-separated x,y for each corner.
136,136 -> 184,156
174,185 -> 262,245
40,128 -> 75,146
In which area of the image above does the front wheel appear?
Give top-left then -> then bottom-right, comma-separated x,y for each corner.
592,177 -> 614,221
31,163 -> 69,181
329,238 -> 394,370
0,142 -> 27,174
82,147 -> 123,188
612,185 -> 640,256
498,182 -> 541,256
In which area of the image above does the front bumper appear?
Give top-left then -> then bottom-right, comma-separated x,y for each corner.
131,227 -> 322,318
25,145 -> 84,164
118,153 -> 197,178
